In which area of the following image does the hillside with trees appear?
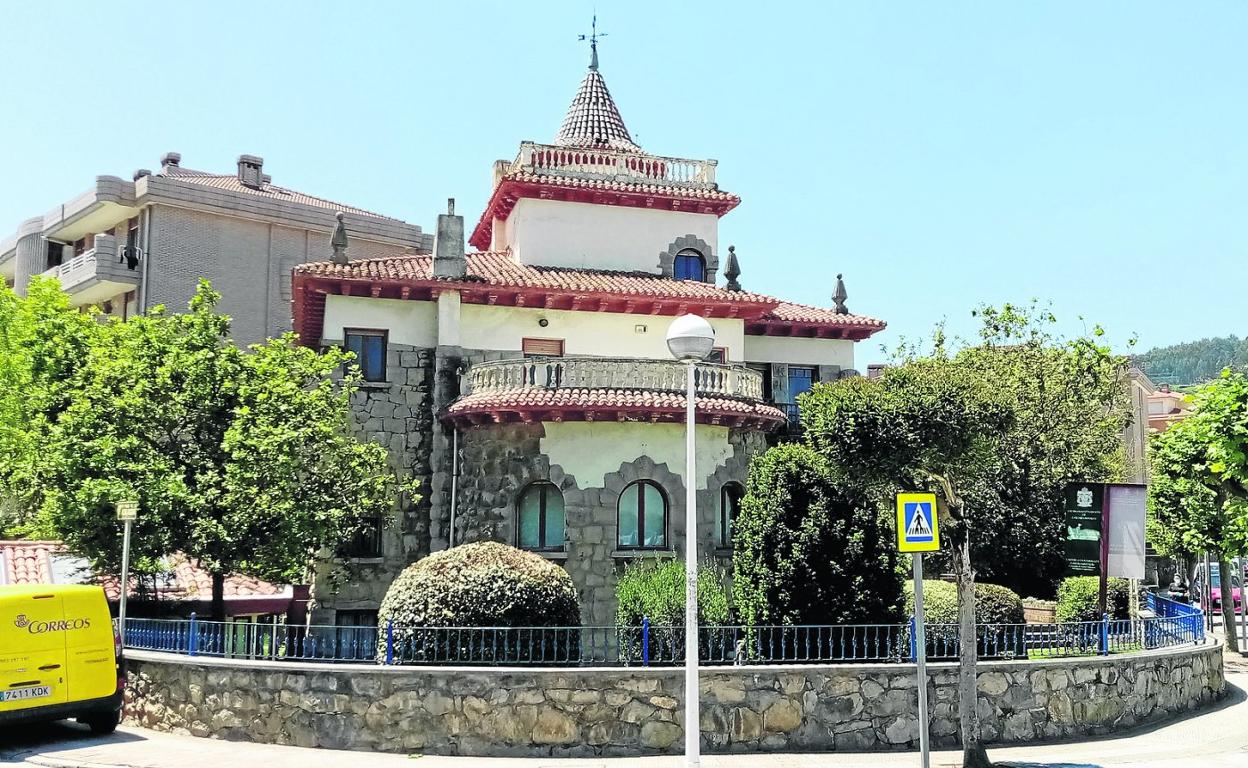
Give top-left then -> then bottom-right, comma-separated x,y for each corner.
1134,335 -> 1248,385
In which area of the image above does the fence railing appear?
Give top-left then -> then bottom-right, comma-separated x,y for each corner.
126,611 -> 1205,667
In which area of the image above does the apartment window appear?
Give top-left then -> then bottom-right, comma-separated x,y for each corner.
718,483 -> 744,549
522,338 -> 564,357
334,609 -> 378,660
45,241 -> 65,270
618,480 -> 668,549
73,237 -> 87,257
673,249 -> 705,282
517,482 -> 565,551
123,217 -> 142,270
344,329 -> 387,382
344,515 -> 383,558
788,366 -> 816,401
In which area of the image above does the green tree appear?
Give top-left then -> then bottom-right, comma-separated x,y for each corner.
0,278 -> 100,534
20,281 -> 410,620
732,443 -> 901,628
798,303 -> 1130,768
1149,370 -> 1248,653
802,360 -> 1009,768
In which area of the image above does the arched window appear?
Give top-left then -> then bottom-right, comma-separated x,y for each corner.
718,483 -> 744,548
517,482 -> 565,551
617,480 -> 668,549
673,249 -> 706,282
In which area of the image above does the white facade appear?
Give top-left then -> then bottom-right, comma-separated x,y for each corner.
498,198 -> 719,274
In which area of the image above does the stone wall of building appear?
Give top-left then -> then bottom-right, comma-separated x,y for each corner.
308,343 -> 434,623
124,640 -> 1225,757
452,421 -> 766,625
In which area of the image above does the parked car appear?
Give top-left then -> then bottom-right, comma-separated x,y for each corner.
1192,562 -> 1243,612
0,584 -> 124,734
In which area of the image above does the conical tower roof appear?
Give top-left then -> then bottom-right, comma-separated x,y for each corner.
554,61 -> 642,153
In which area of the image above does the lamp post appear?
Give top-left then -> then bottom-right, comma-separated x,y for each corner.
666,313 -> 716,768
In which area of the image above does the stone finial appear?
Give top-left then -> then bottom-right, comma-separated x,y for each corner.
833,273 -> 849,315
330,212 -> 349,265
724,245 -> 742,292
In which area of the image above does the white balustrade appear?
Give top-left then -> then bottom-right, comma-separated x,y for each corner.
464,357 -> 764,403
511,142 -> 718,189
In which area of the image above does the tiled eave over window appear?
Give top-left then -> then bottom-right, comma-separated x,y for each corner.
292,252 -> 886,347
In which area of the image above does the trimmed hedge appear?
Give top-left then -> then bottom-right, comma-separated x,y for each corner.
1056,576 -> 1130,623
376,541 -> 580,663
903,580 -> 1026,624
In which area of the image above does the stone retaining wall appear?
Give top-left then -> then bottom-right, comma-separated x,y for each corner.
124,641 -> 1224,757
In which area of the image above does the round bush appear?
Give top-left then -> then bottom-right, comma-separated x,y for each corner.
1056,576 -> 1130,623
376,542 -> 580,663
903,580 -> 1025,624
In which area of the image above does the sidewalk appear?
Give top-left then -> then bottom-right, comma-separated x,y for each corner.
3,667 -> 1245,768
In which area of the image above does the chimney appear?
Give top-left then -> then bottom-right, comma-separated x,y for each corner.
237,154 -> 264,188
1159,383 -> 1171,394
133,168 -> 152,181
432,198 -> 466,279
160,151 -> 181,170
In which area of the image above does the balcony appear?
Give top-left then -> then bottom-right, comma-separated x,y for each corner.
510,142 -> 719,189
444,357 -> 786,429
41,234 -> 141,305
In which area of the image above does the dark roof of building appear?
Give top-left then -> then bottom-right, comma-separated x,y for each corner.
554,68 -> 642,153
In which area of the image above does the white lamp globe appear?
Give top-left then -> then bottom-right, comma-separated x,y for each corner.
666,314 -> 716,361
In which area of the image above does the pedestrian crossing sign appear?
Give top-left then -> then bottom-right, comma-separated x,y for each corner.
896,493 -> 940,552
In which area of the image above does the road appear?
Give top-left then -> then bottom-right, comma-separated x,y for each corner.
3,661 -> 1245,768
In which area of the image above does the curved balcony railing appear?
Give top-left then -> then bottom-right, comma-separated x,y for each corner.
463,357 -> 765,403
512,142 -> 718,188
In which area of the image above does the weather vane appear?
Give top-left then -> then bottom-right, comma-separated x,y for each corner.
578,13 -> 607,70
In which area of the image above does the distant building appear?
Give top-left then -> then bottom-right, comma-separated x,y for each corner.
1147,383 -> 1193,433
1,154 -> 430,345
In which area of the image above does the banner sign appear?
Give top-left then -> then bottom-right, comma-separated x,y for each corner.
1064,483 -> 1104,576
1107,484 -> 1147,580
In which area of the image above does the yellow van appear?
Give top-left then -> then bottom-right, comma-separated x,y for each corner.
0,584 -> 124,734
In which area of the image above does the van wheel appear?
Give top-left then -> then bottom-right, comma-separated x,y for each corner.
85,710 -> 120,735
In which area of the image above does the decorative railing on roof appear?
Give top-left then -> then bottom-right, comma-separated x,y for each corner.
511,142 -> 718,189
464,357 -> 764,402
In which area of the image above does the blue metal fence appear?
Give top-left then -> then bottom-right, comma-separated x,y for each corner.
126,608 -> 1205,667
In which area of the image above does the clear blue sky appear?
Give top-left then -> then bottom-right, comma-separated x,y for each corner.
2,1 -> 1244,364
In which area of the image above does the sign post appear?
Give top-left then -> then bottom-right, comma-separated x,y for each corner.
115,499 -> 139,645
897,492 -> 941,768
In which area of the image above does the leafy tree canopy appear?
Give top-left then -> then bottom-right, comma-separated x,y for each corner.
0,280 -> 412,619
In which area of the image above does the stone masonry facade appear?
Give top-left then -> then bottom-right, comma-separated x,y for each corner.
313,338 -> 769,625
124,640 -> 1225,757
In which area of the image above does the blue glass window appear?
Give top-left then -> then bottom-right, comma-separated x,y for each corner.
345,329 -> 387,382
618,481 -> 668,549
673,250 -> 705,282
518,483 -> 565,551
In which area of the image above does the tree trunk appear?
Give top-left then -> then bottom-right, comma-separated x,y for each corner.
1217,556 -> 1240,654
956,535 -> 992,768
211,571 -> 226,623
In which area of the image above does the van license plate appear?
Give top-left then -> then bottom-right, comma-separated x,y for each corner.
2,685 -> 52,702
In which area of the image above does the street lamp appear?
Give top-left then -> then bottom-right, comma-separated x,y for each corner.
665,313 -> 715,768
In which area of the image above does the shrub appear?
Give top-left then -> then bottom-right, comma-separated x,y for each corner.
1056,576 -> 1130,623
615,557 -> 730,627
732,443 -> 902,628
902,580 -> 1025,624
903,580 -> 1025,659
615,558 -> 730,663
376,541 -> 580,663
